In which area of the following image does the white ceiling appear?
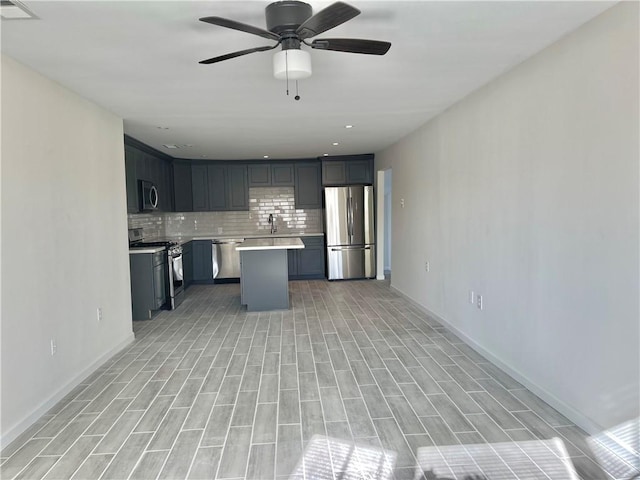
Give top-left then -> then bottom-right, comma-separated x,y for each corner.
1,1 -> 614,160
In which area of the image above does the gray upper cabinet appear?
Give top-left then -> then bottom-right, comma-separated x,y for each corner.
322,154 -> 374,186
271,163 -> 295,186
125,136 -> 372,215
294,162 -> 322,209
190,163 -> 248,212
248,164 -> 271,187
124,136 -> 173,213
322,161 -> 346,185
191,164 -> 209,211
248,163 -> 295,187
207,164 -> 227,210
124,145 -> 139,213
227,165 -> 249,210
173,161 -> 193,212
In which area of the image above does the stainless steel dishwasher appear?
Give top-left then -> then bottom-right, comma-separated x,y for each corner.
212,239 -> 244,280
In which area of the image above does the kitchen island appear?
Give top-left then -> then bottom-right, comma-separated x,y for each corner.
237,237 -> 304,311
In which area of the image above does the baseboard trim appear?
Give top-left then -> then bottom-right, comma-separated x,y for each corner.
0,332 -> 135,451
389,285 -> 604,436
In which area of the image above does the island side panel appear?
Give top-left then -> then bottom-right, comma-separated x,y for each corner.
240,249 -> 289,311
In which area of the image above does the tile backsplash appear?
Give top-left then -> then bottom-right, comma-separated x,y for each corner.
128,187 -> 323,239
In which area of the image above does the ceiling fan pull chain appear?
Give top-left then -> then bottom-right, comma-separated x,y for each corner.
285,50 -> 290,96
295,80 -> 301,101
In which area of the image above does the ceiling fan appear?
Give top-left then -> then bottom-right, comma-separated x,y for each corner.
198,1 -> 391,81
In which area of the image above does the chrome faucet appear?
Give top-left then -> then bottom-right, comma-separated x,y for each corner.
268,213 -> 277,234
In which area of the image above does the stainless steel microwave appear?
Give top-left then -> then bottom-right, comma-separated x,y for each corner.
139,180 -> 159,211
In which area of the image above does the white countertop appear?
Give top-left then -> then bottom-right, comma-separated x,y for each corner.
190,232 -> 323,242
236,237 -> 305,251
129,246 -> 166,254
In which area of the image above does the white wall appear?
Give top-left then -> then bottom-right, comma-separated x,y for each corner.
0,54 -> 134,447
375,2 -> 638,433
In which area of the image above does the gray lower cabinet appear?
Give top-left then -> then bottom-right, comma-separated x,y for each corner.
192,240 -> 213,282
240,249 -> 290,311
182,241 -> 193,287
130,251 -> 167,320
289,236 -> 325,279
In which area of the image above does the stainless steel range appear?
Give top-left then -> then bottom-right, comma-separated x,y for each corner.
128,228 -> 184,311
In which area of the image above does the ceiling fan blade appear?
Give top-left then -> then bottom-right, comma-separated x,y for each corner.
296,2 -> 361,40
311,38 -> 391,55
199,16 -> 280,41
199,44 -> 279,65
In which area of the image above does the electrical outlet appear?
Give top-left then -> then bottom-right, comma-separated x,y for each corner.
424,261 -> 430,272
400,198 -> 405,208
50,339 -> 57,356
469,291 -> 475,304
97,307 -> 102,322
217,227 -> 223,234
476,294 -> 483,310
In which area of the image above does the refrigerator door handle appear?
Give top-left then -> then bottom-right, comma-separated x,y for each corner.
347,196 -> 353,242
331,246 -> 372,251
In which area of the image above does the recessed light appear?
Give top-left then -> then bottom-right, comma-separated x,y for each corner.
332,142 -> 339,146
263,155 -> 269,159
163,144 -> 179,149
345,125 -> 353,129
323,153 -> 329,156
201,155 -> 207,158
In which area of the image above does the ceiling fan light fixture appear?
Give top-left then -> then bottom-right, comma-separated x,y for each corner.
273,49 -> 312,80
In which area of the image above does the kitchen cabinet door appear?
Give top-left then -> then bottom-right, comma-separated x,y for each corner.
272,163 -> 295,186
136,152 -> 148,182
124,145 -> 139,213
248,164 -> 271,187
322,155 -> 374,185
192,240 -> 213,281
227,165 -> 248,210
152,262 -> 167,309
146,154 -> 162,190
207,165 -> 227,211
192,164 -> 209,211
296,237 -> 325,278
294,162 -> 322,209
322,161 -> 346,185
182,242 -> 193,287
159,160 -> 171,211
346,159 -> 372,184
173,161 -> 193,212
130,253 -> 167,320
288,249 -> 298,278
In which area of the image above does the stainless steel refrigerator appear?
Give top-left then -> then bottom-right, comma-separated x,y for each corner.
324,185 -> 376,280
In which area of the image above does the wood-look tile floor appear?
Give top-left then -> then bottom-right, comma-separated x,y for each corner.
2,280 -> 637,480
